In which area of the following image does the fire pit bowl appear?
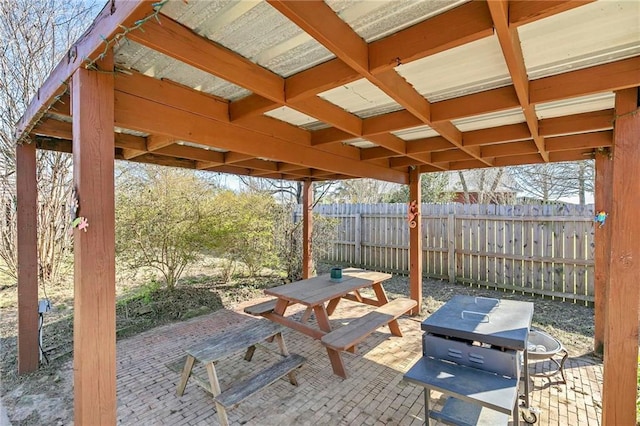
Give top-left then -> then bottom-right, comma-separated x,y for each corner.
527,329 -> 568,384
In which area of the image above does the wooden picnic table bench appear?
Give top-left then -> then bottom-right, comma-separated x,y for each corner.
321,298 -> 417,352
171,319 -> 305,426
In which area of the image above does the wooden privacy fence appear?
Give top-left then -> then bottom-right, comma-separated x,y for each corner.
306,203 -> 595,304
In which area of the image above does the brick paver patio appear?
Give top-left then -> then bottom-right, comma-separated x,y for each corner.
115,297 -> 603,425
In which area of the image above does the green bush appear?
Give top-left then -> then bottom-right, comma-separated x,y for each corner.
116,166 -> 230,290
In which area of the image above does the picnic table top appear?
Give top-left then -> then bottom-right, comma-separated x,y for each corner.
186,319 -> 284,364
264,268 -> 391,306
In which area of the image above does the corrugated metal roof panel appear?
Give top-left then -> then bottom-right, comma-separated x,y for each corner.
393,125 -> 440,141
535,92 -> 615,119
326,0 -> 468,43
453,108 -> 526,132
519,0 -> 640,80
264,106 -> 322,128
395,35 -> 512,102
180,141 -> 228,153
114,40 -> 249,101
346,138 -> 377,148
318,79 -> 403,118
115,127 -> 149,138
161,0 -> 334,77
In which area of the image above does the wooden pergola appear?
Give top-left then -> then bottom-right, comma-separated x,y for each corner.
13,1 -> 639,424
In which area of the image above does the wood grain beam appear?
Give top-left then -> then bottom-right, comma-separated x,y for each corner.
431,85 -> 520,122
267,0 -> 490,166
268,1 -> 367,73
115,70 -> 229,121
463,123 -> 531,146
492,153 -> 545,167
129,153 -> 196,169
32,118 -> 147,153
431,149 -> 473,163
127,15 -> 375,144
488,0 -> 548,161
32,118 -> 73,139
510,0 -> 595,27
362,110 -> 422,137
406,136 -> 455,154
360,147 -> 396,161
115,71 -> 369,162
530,57 -> 640,105
114,91 -> 408,183
230,94 -> 275,121
446,159 -> 491,171
286,58 -> 360,103
153,145 -> 225,163
128,16 -> 284,103
548,148 -> 595,162
481,141 -> 539,158
14,0 -> 154,141
232,159 -> 280,172
369,1 -> 494,73
311,127 -> 353,146
34,137 -> 73,153
539,109 -> 614,136
545,131 -> 613,152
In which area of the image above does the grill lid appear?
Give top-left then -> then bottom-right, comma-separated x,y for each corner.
421,295 -> 533,350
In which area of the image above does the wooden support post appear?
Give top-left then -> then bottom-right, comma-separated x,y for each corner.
409,168 -> 422,313
302,180 -> 313,279
71,57 -> 116,425
602,88 -> 639,426
16,142 -> 39,374
594,150 -> 612,355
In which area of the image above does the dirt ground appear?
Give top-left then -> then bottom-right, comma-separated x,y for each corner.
0,264 -> 597,425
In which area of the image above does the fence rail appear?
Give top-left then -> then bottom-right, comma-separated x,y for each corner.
305,203 -> 595,304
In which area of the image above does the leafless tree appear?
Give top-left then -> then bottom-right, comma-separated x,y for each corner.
238,176 -> 336,206
325,178 -> 398,204
456,168 -> 514,204
508,160 -> 594,204
0,0 -> 99,285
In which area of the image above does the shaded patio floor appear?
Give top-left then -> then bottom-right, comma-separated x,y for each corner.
115,296 -> 602,425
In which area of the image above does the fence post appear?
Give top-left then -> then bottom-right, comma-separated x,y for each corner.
354,213 -> 361,266
447,213 -> 456,284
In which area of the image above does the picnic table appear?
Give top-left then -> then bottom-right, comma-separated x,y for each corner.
171,318 -> 305,426
245,268 -> 416,378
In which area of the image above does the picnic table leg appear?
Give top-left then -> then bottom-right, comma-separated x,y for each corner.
273,332 -> 299,386
313,305 -> 332,332
244,345 -> 257,361
387,319 -> 403,337
205,362 -> 229,426
326,347 -> 348,379
325,297 -> 342,316
176,355 -> 195,396
371,282 -> 390,305
313,304 -> 347,378
301,307 -> 313,323
371,282 -> 403,337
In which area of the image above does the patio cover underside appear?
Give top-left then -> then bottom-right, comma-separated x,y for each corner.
12,1 -> 640,425
15,0 -> 640,184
